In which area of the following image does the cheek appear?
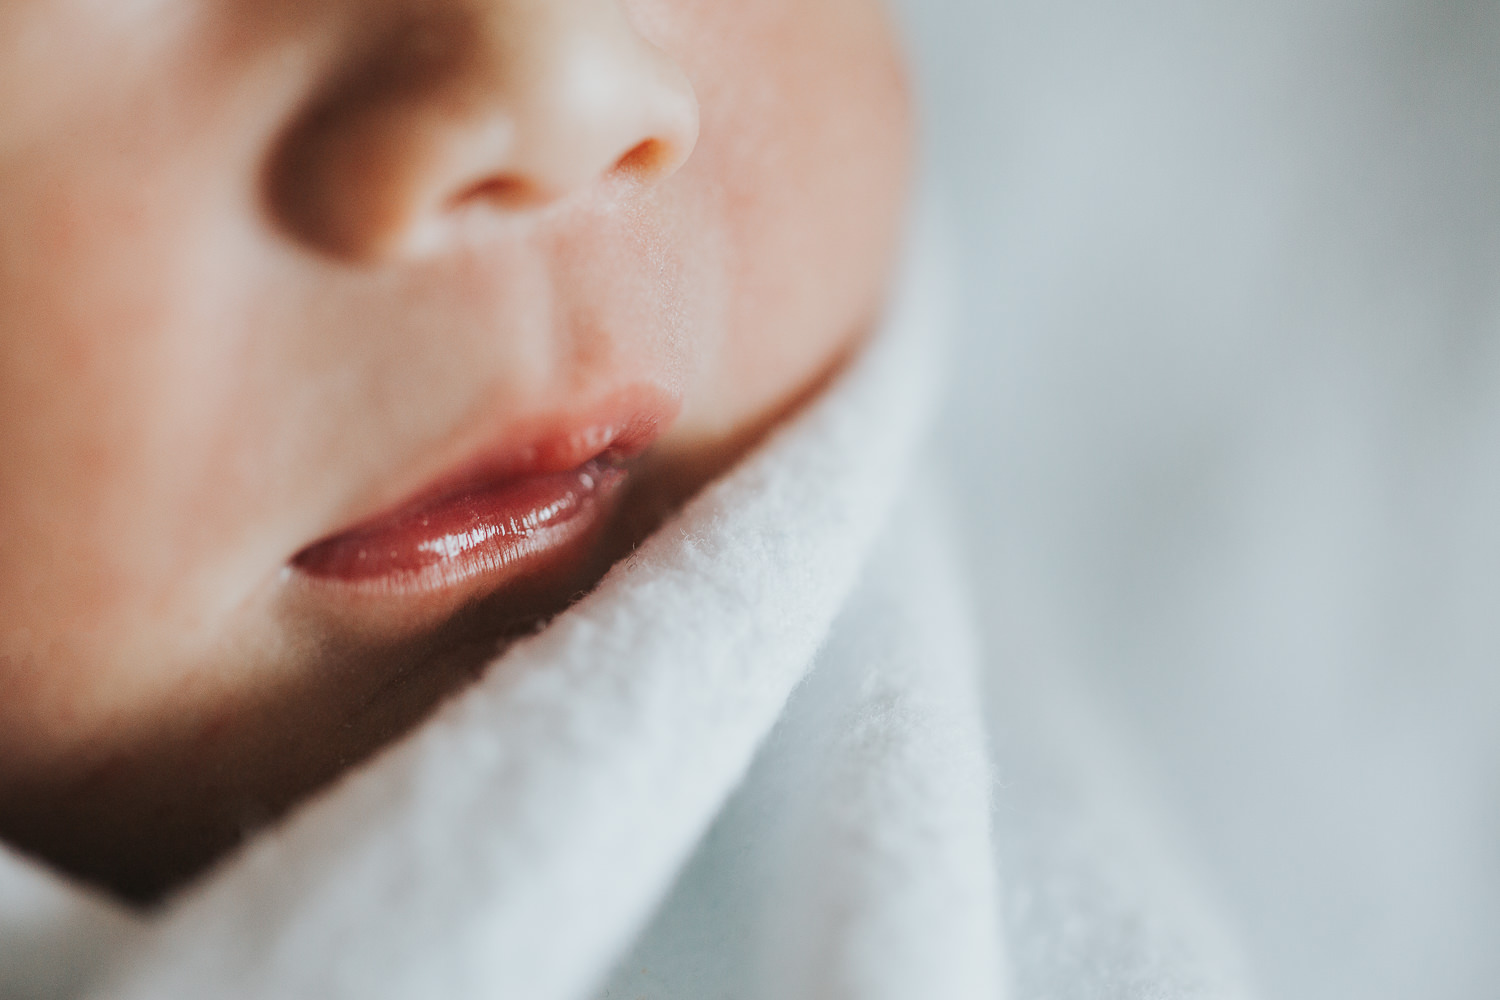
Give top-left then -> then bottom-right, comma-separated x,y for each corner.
646,0 -> 914,439
0,5 -> 319,661
0,138 -> 271,676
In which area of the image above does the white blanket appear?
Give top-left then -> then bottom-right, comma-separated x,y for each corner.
0,214 -> 1254,1000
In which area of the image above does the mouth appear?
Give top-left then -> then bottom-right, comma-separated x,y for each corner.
288,392 -> 674,606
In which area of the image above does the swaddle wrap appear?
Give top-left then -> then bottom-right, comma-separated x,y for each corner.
0,214 -> 1252,1000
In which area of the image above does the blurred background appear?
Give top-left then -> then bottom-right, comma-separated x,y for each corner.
890,1 -> 1500,998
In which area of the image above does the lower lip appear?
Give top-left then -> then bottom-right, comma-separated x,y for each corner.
290,458 -> 627,597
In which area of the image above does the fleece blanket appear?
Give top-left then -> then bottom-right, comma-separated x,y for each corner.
0,212 -> 1254,1000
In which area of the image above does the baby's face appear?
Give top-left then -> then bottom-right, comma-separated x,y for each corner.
0,0 -> 909,893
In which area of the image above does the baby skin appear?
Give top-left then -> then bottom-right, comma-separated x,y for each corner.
0,0 -> 911,901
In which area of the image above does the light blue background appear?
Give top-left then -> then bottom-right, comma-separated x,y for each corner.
892,3 -> 1500,998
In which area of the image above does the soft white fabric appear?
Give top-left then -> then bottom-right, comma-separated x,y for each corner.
0,214 -> 1254,1000
596,473 -> 1005,1000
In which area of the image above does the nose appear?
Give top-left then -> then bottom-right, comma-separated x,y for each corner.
267,0 -> 700,262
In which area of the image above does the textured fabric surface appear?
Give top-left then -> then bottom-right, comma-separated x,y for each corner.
598,477 -> 1005,1000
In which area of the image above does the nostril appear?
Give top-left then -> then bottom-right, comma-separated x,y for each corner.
613,139 -> 671,180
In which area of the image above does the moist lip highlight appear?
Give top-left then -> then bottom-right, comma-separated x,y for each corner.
291,457 -> 627,596
288,390 -> 676,601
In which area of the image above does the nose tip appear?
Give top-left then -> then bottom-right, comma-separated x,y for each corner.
267,3 -> 700,262
451,27 -> 699,211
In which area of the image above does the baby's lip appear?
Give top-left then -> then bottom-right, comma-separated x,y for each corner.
288,387 -> 677,603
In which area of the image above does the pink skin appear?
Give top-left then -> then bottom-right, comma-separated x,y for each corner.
0,0 -> 911,900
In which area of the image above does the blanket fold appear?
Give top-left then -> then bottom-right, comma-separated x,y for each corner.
0,208 -> 1254,1000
